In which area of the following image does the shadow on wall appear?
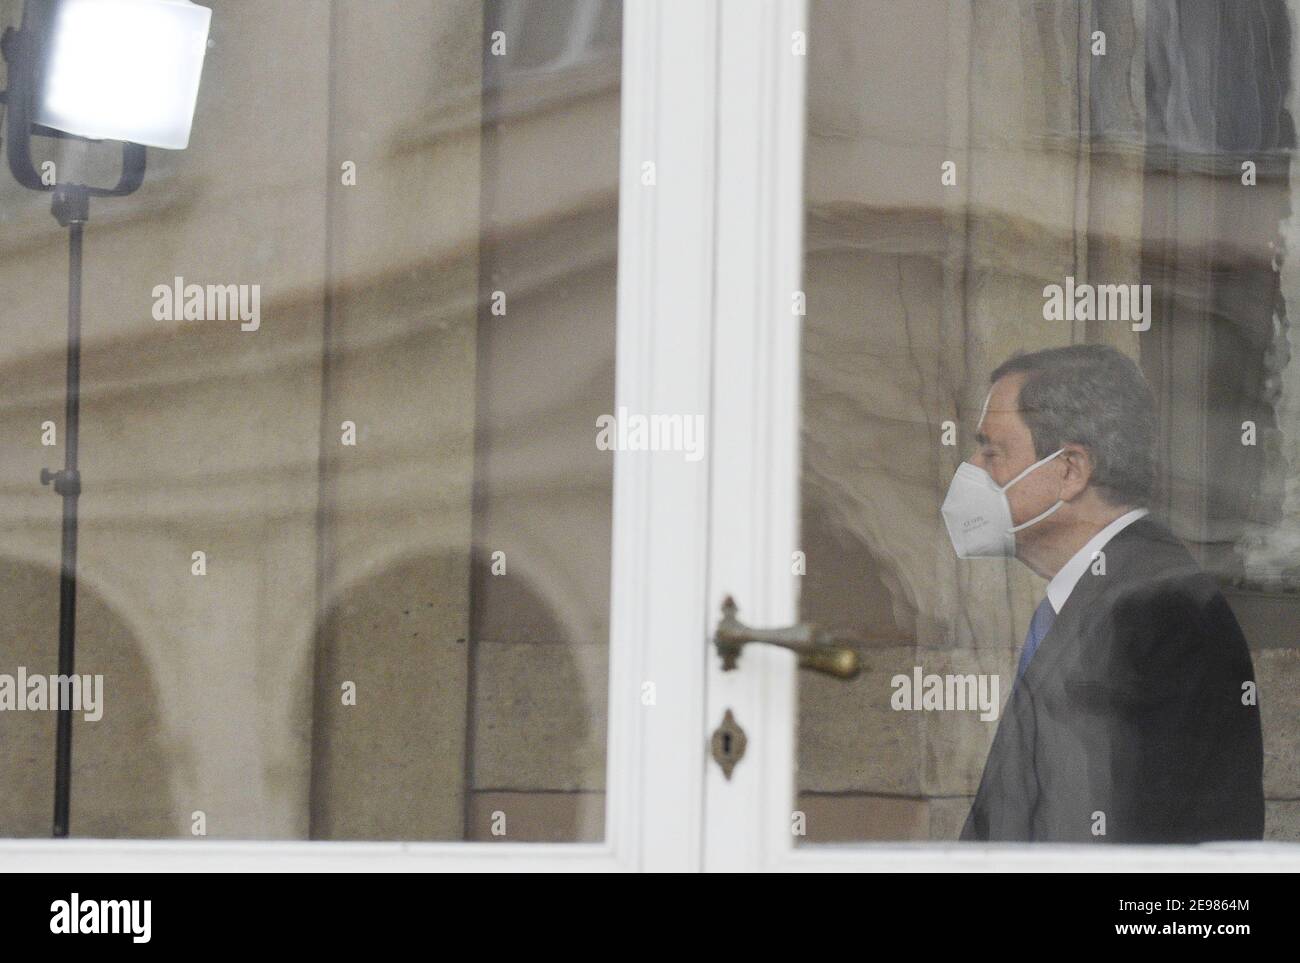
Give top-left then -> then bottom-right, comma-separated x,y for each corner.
0,558 -> 175,837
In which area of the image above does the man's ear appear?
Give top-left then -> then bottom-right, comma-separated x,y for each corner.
1059,443 -> 1093,501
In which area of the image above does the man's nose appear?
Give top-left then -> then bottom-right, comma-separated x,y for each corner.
969,449 -> 987,470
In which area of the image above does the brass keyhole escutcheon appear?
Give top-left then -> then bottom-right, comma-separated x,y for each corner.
711,708 -> 747,779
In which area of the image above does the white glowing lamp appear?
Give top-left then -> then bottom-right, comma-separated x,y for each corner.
35,0 -> 211,150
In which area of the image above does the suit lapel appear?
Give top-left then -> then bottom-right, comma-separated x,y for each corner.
1017,517 -> 1164,693
966,517 -> 1172,839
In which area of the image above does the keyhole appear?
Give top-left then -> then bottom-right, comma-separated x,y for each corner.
722,733 -> 732,756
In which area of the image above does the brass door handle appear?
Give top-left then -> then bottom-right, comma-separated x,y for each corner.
713,596 -> 862,680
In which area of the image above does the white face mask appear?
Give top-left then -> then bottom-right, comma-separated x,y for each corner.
941,448 -> 1066,558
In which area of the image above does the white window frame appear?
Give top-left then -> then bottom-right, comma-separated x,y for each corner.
6,0 -> 1295,875
700,0 -> 1300,873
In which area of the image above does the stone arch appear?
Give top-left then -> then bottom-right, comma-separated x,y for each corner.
306,532 -> 602,841
308,544 -> 475,840
0,556 -> 175,837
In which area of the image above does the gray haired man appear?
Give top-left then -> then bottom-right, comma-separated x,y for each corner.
942,344 -> 1264,842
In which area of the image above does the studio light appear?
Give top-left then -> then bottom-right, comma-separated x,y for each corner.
0,0 -> 210,838
36,0 -> 211,150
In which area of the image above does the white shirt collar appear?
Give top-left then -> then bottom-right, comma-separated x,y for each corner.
1045,508 -> 1149,614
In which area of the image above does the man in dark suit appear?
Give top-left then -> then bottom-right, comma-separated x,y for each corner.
943,344 -> 1263,843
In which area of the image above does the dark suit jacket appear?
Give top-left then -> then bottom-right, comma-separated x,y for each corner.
960,516 -> 1264,843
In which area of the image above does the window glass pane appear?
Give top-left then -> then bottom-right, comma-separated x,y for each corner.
798,0 -> 1292,844
0,0 -> 621,843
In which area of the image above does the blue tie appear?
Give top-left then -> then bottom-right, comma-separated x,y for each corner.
1015,597 -> 1056,686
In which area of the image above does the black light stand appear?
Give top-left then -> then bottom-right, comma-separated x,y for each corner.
1,1 -> 145,838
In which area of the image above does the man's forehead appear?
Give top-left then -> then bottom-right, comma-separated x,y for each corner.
976,375 -> 1023,434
